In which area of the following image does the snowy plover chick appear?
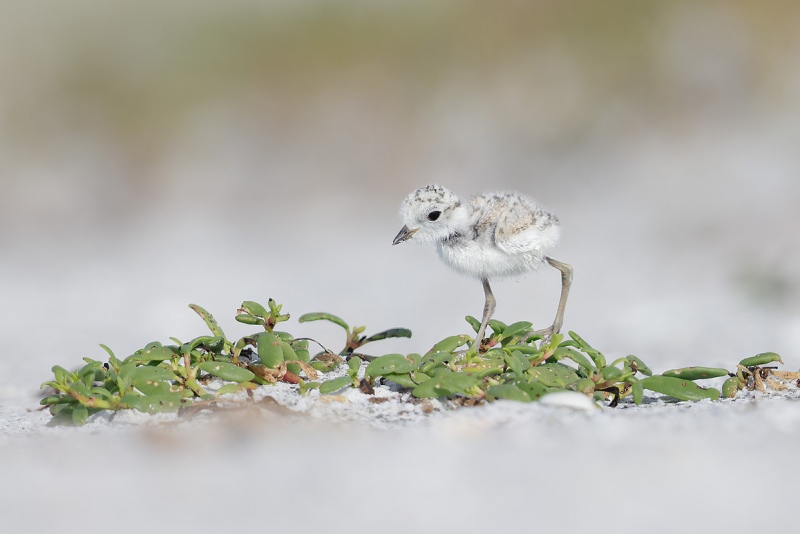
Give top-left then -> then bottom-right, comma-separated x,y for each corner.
392,184 -> 573,351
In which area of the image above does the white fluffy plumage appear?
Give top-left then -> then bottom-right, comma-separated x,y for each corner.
393,184 -> 572,350
393,184 -> 561,279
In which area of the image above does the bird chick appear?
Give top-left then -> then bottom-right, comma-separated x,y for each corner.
393,184 -> 573,351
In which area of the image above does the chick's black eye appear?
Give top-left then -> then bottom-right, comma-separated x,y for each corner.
427,210 -> 441,221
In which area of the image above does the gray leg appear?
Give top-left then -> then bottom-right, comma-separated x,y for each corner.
533,257 -> 573,339
472,278 -> 496,352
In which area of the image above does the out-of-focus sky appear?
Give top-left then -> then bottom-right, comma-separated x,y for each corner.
2,0 -> 799,390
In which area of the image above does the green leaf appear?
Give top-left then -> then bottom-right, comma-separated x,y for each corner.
125,345 -> 177,363
365,354 -> 416,378
240,300 -> 268,318
320,376 -> 353,394
181,335 -> 220,356
406,353 -> 422,366
132,379 -> 176,396
381,373 -> 418,388
72,405 -> 89,426
279,341 -> 299,362
257,332 -> 284,369
510,345 -> 542,355
108,353 -> 123,372
426,335 -> 471,355
347,356 -> 361,373
601,366 -> 622,381
625,355 -> 652,376
77,360 -> 102,378
41,381 -> 67,393
90,387 -> 116,400
311,360 -> 339,373
585,349 -> 606,369
486,384 -> 531,402
45,405 -> 75,426
293,348 -> 311,363
128,364 -> 178,395
575,378 -> 595,395
429,366 -> 455,378
628,377 -> 644,405
120,393 -> 190,413
116,363 -> 139,391
548,333 -> 565,348
514,379 -> 555,400
410,371 -> 431,384
464,315 -> 482,334
568,331 -> 594,350
500,321 -> 532,341
487,319 -> 507,335
739,352 -> 782,367
298,312 -> 349,331
216,383 -> 244,396
419,351 -> 453,374
83,371 -> 98,389
363,328 -> 413,344
40,394 -> 72,406
527,363 -> 581,388
721,377 -> 740,398
236,313 -> 265,326
411,373 -> 478,398
70,382 -> 92,398
554,347 -> 597,373
662,367 -> 729,380
130,365 -> 178,383
52,365 -> 70,385
197,361 -> 256,383
189,304 -> 227,339
206,336 -> 226,354
273,331 -> 294,342
291,339 -> 309,350
98,344 -> 116,360
435,372 -> 479,390
299,381 -> 321,395
482,348 -> 507,362
641,376 -> 720,401
512,350 -> 531,371
49,402 -> 74,416
232,337 -> 249,362
477,366 -> 505,379
504,352 -> 525,378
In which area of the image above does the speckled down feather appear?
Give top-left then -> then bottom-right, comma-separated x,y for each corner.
396,185 -> 561,279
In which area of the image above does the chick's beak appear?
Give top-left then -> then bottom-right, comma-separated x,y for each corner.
392,225 -> 417,245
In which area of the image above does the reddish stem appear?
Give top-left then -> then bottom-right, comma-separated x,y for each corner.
281,371 -> 302,384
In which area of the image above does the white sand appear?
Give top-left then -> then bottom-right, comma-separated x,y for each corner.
3,372 -> 800,534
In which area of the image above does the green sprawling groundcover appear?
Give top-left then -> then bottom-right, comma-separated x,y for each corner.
40,298 -> 787,426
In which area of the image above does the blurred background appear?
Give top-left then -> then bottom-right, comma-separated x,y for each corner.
3,1 -> 800,531
4,0 -> 800,393
2,0 -> 799,394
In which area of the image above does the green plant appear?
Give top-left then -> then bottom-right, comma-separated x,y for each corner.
40,299 -> 794,426
38,300 -> 411,425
